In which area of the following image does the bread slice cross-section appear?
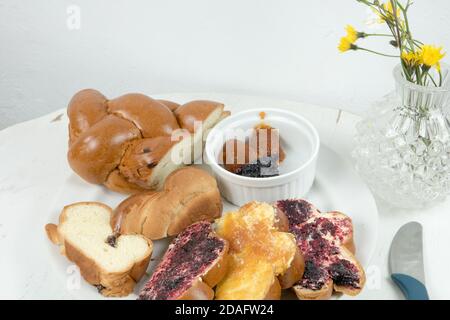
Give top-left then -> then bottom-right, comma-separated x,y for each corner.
275,199 -> 365,300
45,202 -> 153,297
138,221 -> 228,300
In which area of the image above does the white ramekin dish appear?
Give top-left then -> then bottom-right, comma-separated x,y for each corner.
205,108 -> 320,206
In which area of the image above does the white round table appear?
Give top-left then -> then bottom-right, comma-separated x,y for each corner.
1,93 -> 449,299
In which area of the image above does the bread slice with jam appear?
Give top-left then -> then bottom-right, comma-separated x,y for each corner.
275,199 -> 365,300
138,221 -> 229,300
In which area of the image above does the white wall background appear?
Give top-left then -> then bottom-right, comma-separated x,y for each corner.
0,0 -> 449,129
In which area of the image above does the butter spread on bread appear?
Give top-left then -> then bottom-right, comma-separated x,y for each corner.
214,201 -> 304,300
138,221 -> 228,300
112,166 -> 222,240
45,202 -> 153,297
275,199 -> 365,300
67,89 -> 228,194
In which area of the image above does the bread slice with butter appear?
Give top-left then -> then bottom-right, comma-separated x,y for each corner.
215,201 -> 304,300
45,202 -> 153,297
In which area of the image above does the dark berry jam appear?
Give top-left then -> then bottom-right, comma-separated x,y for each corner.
275,199 -> 361,292
300,260 -> 328,290
328,259 -> 360,288
138,222 -> 225,300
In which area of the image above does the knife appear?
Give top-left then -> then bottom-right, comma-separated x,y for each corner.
389,221 -> 429,300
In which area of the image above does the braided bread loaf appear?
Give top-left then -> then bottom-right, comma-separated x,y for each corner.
67,89 -> 228,193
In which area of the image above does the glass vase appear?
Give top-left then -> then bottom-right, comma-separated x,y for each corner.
353,64 -> 450,209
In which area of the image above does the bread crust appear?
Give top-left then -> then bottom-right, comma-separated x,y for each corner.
46,202 -> 153,297
67,90 -> 227,193
67,89 -> 108,144
104,169 -> 146,194
177,278 -> 215,300
108,93 -> 179,138
202,243 -> 229,289
174,100 -> 224,133
113,167 -> 222,240
264,277 -> 282,300
293,279 -> 334,300
278,245 -> 305,289
157,99 -> 180,112
67,115 -> 141,184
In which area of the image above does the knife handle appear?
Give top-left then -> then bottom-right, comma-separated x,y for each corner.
391,273 -> 429,300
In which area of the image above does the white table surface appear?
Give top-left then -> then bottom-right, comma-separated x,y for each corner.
1,93 -> 449,300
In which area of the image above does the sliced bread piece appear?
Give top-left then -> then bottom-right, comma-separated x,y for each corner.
113,166 -> 222,240
215,201 -> 304,300
275,199 -> 365,300
138,221 -> 228,300
45,202 -> 153,297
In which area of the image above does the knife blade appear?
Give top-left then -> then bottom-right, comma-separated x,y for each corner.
389,221 -> 429,300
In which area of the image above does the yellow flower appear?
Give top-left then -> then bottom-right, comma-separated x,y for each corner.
345,25 -> 358,43
419,45 -> 445,69
383,1 -> 401,18
401,51 -> 421,66
338,37 -> 354,53
338,25 -> 360,53
377,1 -> 401,23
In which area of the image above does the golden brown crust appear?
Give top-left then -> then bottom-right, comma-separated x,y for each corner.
202,241 -> 229,289
108,94 -> 179,138
293,279 -> 334,300
45,223 -> 60,245
67,90 -> 227,193
175,100 -> 224,133
104,169 -> 146,195
67,115 -> 141,184
115,167 -> 222,240
157,99 -> 180,112
111,191 -> 156,232
46,202 -> 153,297
177,278 -> 215,300
67,89 -> 108,144
278,245 -> 304,289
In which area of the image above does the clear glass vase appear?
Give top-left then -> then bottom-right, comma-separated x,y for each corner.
353,64 -> 450,209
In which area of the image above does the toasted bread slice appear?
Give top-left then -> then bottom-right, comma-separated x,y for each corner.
138,221 -> 228,300
275,199 -> 365,299
45,202 -> 153,297
215,202 -> 304,300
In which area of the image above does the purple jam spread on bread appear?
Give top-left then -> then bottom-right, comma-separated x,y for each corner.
138,221 -> 225,300
275,199 -> 361,291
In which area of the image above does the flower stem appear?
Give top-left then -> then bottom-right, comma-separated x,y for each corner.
357,47 -> 399,58
364,33 -> 394,37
